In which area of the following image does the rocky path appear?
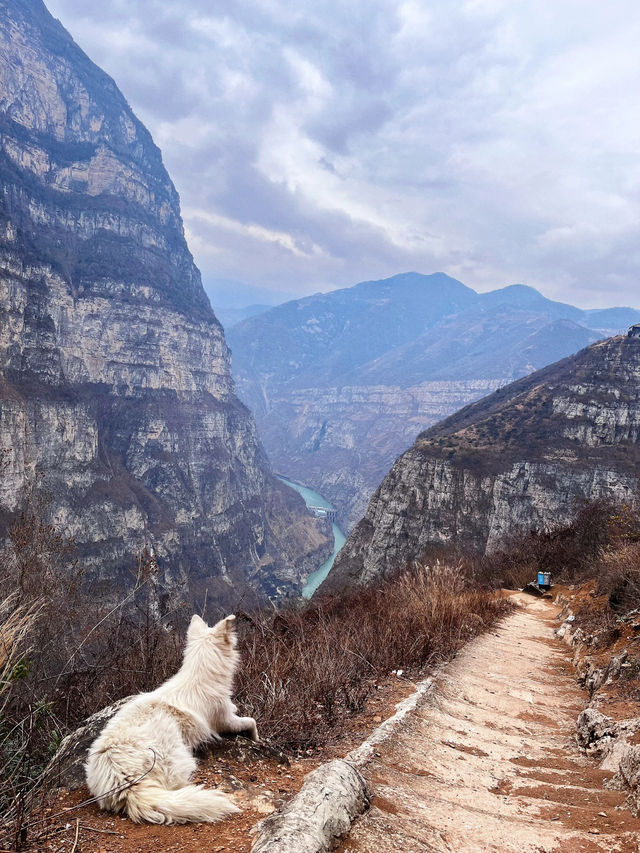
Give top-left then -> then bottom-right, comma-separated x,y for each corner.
338,596 -> 640,853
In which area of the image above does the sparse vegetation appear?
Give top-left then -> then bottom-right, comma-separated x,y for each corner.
481,499 -> 626,590
597,541 -> 640,613
482,499 -> 640,641
236,562 -> 512,750
0,495 -> 512,850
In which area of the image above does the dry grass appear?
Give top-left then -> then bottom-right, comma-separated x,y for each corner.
482,500 -> 624,590
0,596 -> 41,708
597,543 -> 640,613
0,505 -> 510,849
480,499 -> 640,642
236,562 -> 512,749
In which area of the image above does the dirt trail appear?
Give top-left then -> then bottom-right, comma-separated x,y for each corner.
339,596 -> 640,853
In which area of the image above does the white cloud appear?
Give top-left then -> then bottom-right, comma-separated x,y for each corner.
44,0 -> 640,307
184,207 -> 325,258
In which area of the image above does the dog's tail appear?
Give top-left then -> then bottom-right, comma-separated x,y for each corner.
87,745 -> 238,825
124,780 -> 240,825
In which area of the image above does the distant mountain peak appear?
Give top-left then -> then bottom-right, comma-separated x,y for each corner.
353,270 -> 471,293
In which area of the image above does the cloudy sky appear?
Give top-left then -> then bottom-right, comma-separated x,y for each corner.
46,0 -> 640,307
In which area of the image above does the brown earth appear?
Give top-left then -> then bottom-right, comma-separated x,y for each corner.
27,674 -> 414,853
555,579 -> 640,722
24,595 -> 640,853
338,595 -> 640,853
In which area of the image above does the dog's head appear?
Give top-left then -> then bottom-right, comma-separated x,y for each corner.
187,613 -> 237,649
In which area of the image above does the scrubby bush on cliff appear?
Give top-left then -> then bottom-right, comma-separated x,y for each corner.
482,499 -> 624,589
597,542 -> 640,613
481,499 -> 640,619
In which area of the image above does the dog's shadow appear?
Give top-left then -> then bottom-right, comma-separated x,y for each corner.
196,733 -> 290,767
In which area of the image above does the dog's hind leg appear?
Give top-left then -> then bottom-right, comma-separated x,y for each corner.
163,740 -> 199,789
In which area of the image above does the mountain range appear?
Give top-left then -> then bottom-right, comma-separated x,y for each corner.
202,278 -> 291,328
227,272 -> 640,528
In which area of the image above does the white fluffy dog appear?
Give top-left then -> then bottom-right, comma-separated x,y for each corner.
85,613 -> 258,824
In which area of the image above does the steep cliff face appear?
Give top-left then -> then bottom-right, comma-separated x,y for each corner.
253,378 -> 509,527
228,273 -> 634,529
322,335 -> 640,592
0,0 -> 330,606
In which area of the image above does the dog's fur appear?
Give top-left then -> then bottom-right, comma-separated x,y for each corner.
85,613 -> 258,824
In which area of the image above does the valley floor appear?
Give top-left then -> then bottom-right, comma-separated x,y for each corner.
340,595 -> 640,853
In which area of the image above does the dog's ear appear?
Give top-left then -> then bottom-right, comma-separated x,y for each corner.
223,614 -> 236,640
211,613 -> 236,643
187,614 -> 207,640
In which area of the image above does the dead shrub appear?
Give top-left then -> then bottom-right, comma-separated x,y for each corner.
483,499 -> 621,589
597,543 -> 640,613
235,562 -> 512,750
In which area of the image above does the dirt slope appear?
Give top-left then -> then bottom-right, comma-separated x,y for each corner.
340,596 -> 640,853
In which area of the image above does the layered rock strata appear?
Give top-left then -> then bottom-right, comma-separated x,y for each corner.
0,0 -> 330,606
323,335 -> 640,592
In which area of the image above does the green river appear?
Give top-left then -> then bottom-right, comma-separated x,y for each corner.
277,476 -> 347,598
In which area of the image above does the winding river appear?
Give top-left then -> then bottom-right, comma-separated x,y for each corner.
277,476 -> 347,598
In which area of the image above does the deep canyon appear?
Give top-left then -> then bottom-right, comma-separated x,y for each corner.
228,273 -> 640,531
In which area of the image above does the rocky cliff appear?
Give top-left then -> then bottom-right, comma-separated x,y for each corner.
254,377 -> 509,527
322,334 -> 640,592
0,0 -> 331,607
229,273 -> 637,529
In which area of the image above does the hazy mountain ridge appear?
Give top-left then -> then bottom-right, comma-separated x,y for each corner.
227,272 -> 639,528
321,333 -> 640,592
203,277 -> 290,328
0,0 -> 331,606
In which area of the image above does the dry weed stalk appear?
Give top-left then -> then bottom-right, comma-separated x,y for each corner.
0,595 -> 41,708
598,542 -> 640,612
